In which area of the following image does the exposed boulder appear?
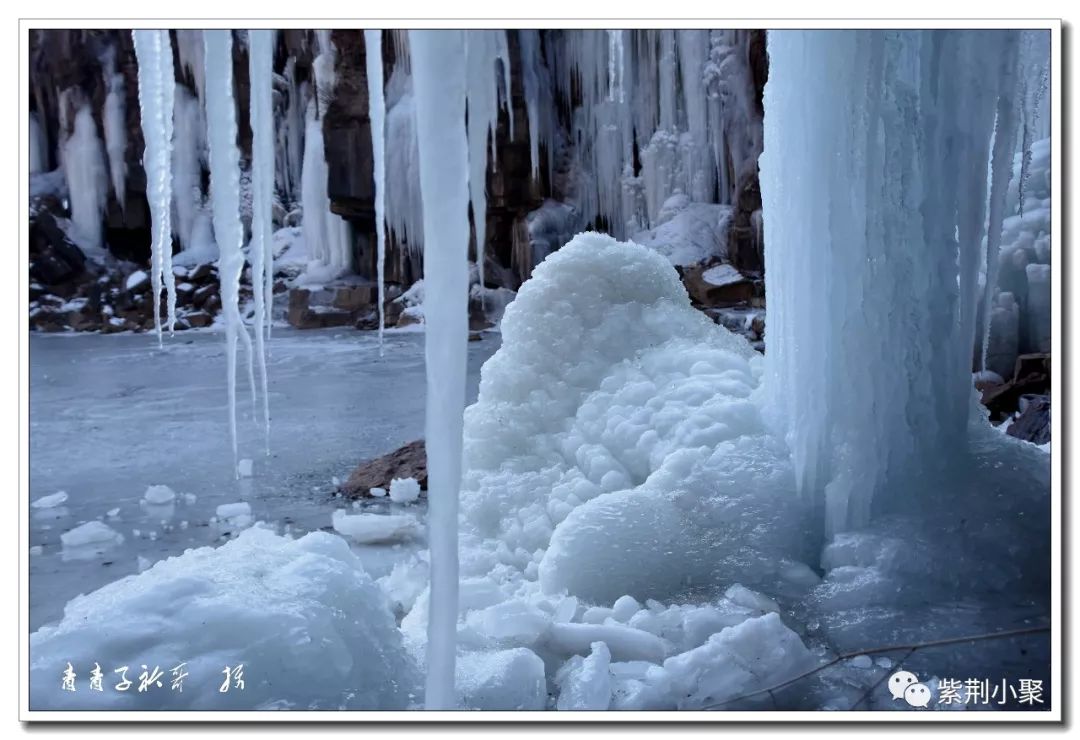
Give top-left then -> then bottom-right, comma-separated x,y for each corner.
341,439 -> 427,498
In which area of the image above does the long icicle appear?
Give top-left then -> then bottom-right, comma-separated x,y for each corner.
364,29 -> 387,355
248,29 -> 274,450
132,30 -> 177,345
203,30 -> 249,474
410,29 -> 470,711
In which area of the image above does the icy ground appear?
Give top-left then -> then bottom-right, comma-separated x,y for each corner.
29,328 -> 497,634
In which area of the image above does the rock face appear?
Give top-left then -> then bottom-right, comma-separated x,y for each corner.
341,440 -> 427,498
30,29 -> 152,262
981,352 -> 1051,425
1007,395 -> 1050,445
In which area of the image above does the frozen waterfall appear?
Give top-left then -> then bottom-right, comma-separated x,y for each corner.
760,29 -> 1047,536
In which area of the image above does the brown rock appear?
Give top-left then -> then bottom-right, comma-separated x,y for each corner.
332,285 -> 376,312
184,310 -> 214,328
189,263 -> 215,282
341,440 -> 428,498
981,352 -> 1051,421
396,311 -> 422,328
681,264 -> 756,307
1006,395 -> 1050,445
192,284 -> 218,308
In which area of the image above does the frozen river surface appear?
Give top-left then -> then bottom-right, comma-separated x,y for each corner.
29,328 -> 498,631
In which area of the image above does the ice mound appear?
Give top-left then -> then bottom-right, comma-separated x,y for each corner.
460,232 -> 810,602
30,528 -> 420,710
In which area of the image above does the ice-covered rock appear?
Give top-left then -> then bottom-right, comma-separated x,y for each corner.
631,202 -> 732,266
125,270 -> 149,291
30,528 -> 420,709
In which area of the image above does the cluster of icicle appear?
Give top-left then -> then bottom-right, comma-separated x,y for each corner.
538,30 -> 761,237
760,29 -> 1050,537
134,30 -> 275,470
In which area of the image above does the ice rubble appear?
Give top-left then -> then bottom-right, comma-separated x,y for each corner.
30,529 -> 420,710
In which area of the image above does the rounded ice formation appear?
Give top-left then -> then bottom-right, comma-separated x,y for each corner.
460,232 -> 810,601
30,528 -> 420,710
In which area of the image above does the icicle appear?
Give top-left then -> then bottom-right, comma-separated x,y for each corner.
465,31 -> 503,297
364,29 -> 387,353
409,29 -> 470,711
29,112 -> 45,174
133,30 -> 178,342
171,85 -> 207,254
518,30 -> 542,179
385,62 -> 424,254
248,29 -> 274,449
495,32 -> 513,141
203,29 -> 253,472
101,46 -> 128,213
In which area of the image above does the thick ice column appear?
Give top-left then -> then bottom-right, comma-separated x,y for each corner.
203,30 -> 253,471
61,105 -> 108,256
248,29 -> 274,447
760,30 -> 1032,536
409,29 -> 470,711
364,29 -> 387,351
101,47 -> 128,213
133,29 -> 178,341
